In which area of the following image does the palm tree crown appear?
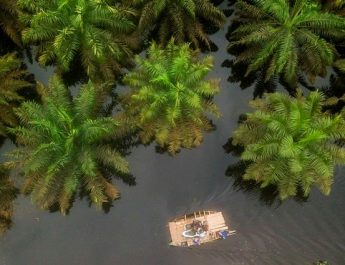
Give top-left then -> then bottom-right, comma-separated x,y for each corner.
232,90 -> 345,199
0,53 -> 32,137
230,0 -> 345,85
18,0 -> 136,79
7,76 -> 130,214
131,0 -> 225,49
123,40 -> 220,154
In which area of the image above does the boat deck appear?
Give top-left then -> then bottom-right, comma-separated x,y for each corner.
168,211 -> 234,247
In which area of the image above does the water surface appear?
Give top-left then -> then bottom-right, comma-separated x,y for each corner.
0,3 -> 344,264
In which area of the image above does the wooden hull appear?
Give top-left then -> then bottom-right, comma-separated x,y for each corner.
168,211 -> 235,247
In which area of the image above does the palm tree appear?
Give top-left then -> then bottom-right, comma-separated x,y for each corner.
231,90 -> 345,199
230,0 -> 345,86
7,76 -> 131,214
0,164 -> 18,235
130,0 -> 226,49
0,53 -> 32,137
0,0 -> 22,46
18,0 -> 136,80
122,40 -> 220,154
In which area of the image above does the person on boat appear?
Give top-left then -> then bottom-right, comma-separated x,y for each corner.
202,221 -> 208,232
192,237 -> 201,245
218,230 -> 229,239
191,220 -> 202,234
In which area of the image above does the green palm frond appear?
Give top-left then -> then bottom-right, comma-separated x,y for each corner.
232,90 -> 345,199
122,40 -> 220,154
18,0 -> 136,80
131,0 -> 226,48
7,76 -> 131,214
231,0 -> 345,85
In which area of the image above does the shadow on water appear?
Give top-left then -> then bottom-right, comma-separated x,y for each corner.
321,70 -> 345,113
0,31 -> 16,56
221,58 -> 278,98
57,55 -> 89,87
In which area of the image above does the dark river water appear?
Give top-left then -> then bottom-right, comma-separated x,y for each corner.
1,2 -> 345,264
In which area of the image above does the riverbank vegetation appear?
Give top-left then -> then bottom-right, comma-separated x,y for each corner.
0,1 -> 345,253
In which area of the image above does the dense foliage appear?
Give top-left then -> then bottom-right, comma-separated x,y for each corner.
230,0 -> 345,85
7,76 -> 130,214
130,0 -> 226,49
123,40 -> 220,154
232,91 -> 345,199
0,53 -> 32,137
0,164 -> 18,235
18,0 -> 136,80
0,0 -> 22,46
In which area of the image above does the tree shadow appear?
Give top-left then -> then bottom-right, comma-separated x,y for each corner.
222,58 -> 278,98
0,30 -> 23,56
57,55 -> 89,87
321,70 -> 345,114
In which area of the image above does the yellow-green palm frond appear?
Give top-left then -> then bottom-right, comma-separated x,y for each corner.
123,40 -> 220,154
232,90 -> 345,199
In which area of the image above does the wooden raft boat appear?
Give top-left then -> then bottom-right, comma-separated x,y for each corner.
168,210 -> 236,247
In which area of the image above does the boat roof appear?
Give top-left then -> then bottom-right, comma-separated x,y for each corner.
168,211 -> 229,245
